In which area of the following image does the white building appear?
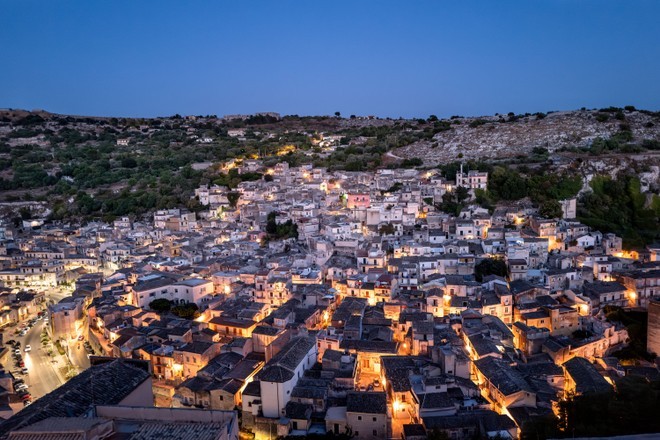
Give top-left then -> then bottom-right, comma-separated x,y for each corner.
258,336 -> 317,418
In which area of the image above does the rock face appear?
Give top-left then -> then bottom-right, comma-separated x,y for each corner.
394,110 -> 660,165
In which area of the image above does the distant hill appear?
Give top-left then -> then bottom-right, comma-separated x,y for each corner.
392,108 -> 660,165
0,106 -> 658,223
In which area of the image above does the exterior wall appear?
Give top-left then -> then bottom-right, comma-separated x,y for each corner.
50,301 -> 84,340
210,389 -> 239,410
346,412 -> 388,440
346,194 -> 371,209
260,341 -> 317,418
647,299 -> 660,357
261,378 -> 295,418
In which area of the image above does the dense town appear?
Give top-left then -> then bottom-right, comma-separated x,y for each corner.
0,153 -> 657,440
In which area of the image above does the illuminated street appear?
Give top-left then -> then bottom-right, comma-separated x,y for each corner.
16,321 -> 63,400
14,315 -> 91,401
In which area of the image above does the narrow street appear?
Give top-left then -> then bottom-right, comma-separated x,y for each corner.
16,321 -> 64,400
12,292 -> 91,401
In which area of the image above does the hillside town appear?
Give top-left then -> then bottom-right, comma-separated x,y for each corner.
0,159 -> 657,440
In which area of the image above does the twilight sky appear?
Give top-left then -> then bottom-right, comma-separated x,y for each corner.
1,1 -> 659,118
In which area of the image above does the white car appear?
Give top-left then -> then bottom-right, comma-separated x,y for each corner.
24,345 -> 31,352
15,383 -> 28,392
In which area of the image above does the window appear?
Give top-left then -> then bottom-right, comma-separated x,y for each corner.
358,416 -> 362,421
372,417 -> 377,422
373,430 -> 378,436
219,395 -> 224,401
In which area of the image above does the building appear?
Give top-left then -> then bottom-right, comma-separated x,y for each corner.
562,356 -> 612,397
647,298 -> 660,358
49,296 -> 86,341
455,165 -> 488,191
258,336 -> 317,418
346,392 -> 388,440
0,359 -> 153,436
6,406 -> 238,440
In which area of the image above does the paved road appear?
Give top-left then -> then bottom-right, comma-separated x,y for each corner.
69,339 -> 91,371
9,290 -> 92,402
16,321 -> 64,400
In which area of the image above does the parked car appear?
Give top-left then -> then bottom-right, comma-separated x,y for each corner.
22,399 -> 32,406
21,367 -> 28,374
19,393 -> 31,401
77,335 -> 84,341
13,349 -> 20,356
5,339 -> 16,346
24,345 -> 31,352
17,361 -> 25,368
15,384 -> 28,392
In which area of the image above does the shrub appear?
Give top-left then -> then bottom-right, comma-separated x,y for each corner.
171,303 -> 200,320
149,298 -> 172,313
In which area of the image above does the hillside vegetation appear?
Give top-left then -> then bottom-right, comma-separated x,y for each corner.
0,107 -> 658,245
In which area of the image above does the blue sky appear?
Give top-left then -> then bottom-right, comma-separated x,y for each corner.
1,1 -> 659,118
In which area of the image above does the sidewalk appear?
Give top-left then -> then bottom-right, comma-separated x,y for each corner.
48,351 -> 72,384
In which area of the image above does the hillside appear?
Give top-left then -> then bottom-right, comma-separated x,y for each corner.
393,108 -> 660,164
0,106 -> 658,226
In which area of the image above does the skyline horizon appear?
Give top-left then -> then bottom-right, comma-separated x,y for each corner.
2,102 -> 655,121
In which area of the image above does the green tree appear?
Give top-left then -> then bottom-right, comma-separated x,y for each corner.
539,199 -> 562,219
171,303 -> 200,319
149,298 -> 172,313
455,186 -> 470,205
379,223 -> 396,235
18,207 -> 32,220
227,191 -> 240,208
475,258 -> 508,281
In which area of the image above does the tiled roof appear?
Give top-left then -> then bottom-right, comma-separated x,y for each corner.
125,422 -> 225,440
0,359 -> 151,437
473,357 -> 533,396
563,356 -> 612,395
258,336 -> 316,383
346,392 -> 387,414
